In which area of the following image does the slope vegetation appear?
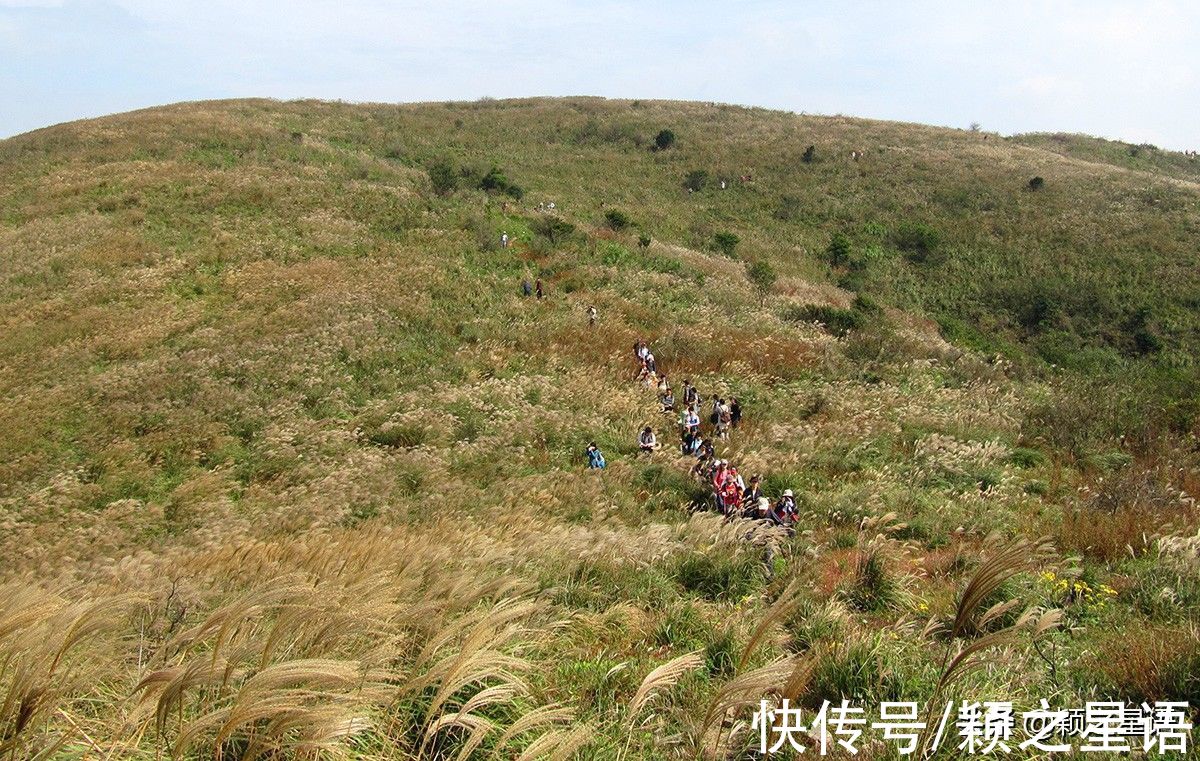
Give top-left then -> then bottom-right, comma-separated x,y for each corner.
0,98 -> 1197,758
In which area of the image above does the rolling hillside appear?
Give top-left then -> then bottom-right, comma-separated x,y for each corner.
0,98 -> 1197,759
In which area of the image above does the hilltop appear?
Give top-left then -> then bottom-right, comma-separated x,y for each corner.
0,98 -> 1197,759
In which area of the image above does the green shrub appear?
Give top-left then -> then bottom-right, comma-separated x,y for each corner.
683,169 -> 709,192
827,232 -> 851,266
654,129 -> 676,150
851,293 -> 882,315
746,260 -> 776,304
784,304 -> 867,336
637,233 -> 651,248
1024,479 -> 1049,496
806,637 -> 910,707
1009,447 -> 1047,469
427,158 -> 457,195
341,502 -> 381,527
841,545 -> 902,612
671,551 -> 764,602
802,145 -> 816,163
893,221 -> 940,262
604,209 -> 631,231
713,231 -> 740,257
654,601 -> 709,648
786,600 -> 847,652
479,166 -> 523,199
598,241 -> 632,267
531,215 -> 576,245
704,629 -> 738,677
1028,176 -> 1045,191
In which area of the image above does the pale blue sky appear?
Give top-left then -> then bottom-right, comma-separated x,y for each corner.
2,0 -> 1197,149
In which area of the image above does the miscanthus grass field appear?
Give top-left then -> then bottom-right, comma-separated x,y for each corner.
0,97 -> 1198,759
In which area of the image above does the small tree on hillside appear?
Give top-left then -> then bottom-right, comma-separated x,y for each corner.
479,166 -> 524,199
713,231 -> 740,257
428,159 -> 457,195
746,260 -> 777,306
654,129 -> 676,150
1028,176 -> 1045,191
802,145 -> 816,163
827,232 -> 851,267
638,233 -> 652,248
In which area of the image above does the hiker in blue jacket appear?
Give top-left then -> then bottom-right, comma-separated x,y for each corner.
586,441 -> 606,469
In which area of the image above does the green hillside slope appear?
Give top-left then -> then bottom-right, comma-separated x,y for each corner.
0,98 -> 1197,759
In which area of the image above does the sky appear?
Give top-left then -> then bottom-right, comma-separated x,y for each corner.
2,0 -> 1198,149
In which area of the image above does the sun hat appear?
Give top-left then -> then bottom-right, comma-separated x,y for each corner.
783,489 -> 794,497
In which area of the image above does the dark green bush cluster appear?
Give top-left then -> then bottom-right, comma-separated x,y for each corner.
531,214 -> 576,245
784,298 -> 881,337
842,546 -> 902,612
479,166 -> 524,199
604,209 -> 631,231
427,158 -> 457,195
893,221 -> 941,263
671,550 -> 764,601
573,118 -> 641,146
654,129 -> 676,150
712,231 -> 740,257
426,160 -> 525,199
827,232 -> 851,267
683,169 -> 709,192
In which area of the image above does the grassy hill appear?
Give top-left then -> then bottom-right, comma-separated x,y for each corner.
1,97 -> 1198,758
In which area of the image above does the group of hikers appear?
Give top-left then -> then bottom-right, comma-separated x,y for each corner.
584,336 -> 798,531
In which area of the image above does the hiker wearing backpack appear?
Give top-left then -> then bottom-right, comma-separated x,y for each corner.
682,380 -> 699,409
661,387 -> 675,414
633,339 -> 649,380
681,405 -> 700,435
730,397 -> 742,428
691,440 -> 715,477
638,426 -> 658,455
716,402 -> 733,440
680,429 -> 701,456
586,305 -> 597,327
